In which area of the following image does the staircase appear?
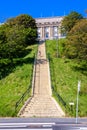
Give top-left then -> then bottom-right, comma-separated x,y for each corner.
19,42 -> 65,117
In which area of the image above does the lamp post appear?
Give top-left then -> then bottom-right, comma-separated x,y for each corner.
76,80 -> 81,124
55,35 -> 58,58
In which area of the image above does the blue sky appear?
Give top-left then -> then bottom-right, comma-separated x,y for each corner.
0,0 -> 87,22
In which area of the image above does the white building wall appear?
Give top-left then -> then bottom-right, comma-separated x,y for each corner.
35,16 -> 64,40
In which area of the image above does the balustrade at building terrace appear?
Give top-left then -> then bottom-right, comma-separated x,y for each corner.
35,16 -> 66,41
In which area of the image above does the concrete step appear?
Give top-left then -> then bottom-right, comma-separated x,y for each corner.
20,95 -> 65,117
19,42 -> 65,117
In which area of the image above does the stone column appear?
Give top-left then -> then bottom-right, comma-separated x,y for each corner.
42,27 -> 45,40
50,26 -> 53,40
58,25 -> 61,39
40,27 -> 42,39
49,27 -> 51,39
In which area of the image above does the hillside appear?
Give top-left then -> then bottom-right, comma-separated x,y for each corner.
0,44 -> 37,117
46,39 -> 87,117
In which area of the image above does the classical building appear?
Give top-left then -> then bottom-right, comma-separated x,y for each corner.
35,16 -> 65,40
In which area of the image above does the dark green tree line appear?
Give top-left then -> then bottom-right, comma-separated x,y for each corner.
65,19 -> 87,61
61,11 -> 83,34
61,11 -> 87,63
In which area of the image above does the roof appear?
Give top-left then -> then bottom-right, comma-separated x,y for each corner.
35,16 -> 64,24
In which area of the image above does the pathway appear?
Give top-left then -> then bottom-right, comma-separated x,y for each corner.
19,42 -> 65,117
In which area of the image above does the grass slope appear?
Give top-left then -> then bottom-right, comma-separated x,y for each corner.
0,44 -> 37,117
46,39 -> 87,117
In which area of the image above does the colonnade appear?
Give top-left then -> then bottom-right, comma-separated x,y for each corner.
35,16 -> 65,40
37,26 -> 61,40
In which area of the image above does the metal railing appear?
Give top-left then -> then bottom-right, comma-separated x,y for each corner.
15,49 -> 38,112
46,42 -> 67,108
15,86 -> 31,111
49,55 -> 66,107
15,63 -> 33,112
32,46 -> 38,95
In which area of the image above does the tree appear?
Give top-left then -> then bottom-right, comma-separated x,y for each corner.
61,11 -> 83,34
6,14 -> 37,29
64,19 -> 87,60
0,25 -> 7,44
0,14 -> 37,61
6,14 -> 37,45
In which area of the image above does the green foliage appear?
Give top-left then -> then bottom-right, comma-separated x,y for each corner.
0,30 -> 6,44
46,40 -> 87,117
46,39 -> 66,58
0,44 -> 37,117
6,14 -> 37,29
6,14 -> 37,45
0,25 -> 7,44
65,19 -> 87,61
0,14 -> 37,117
61,11 -> 83,34
0,14 -> 37,61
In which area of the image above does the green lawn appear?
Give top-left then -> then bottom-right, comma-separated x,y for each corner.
0,44 -> 37,117
46,39 -> 87,117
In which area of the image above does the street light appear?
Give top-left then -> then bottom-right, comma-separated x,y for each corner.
76,80 -> 81,124
54,35 -> 58,58
56,36 -> 58,58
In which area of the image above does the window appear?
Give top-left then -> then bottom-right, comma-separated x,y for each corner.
45,27 -> 49,39
53,26 -> 58,38
38,33 -> 41,38
45,27 -> 49,32
45,32 -> 49,38
38,28 -> 41,33
54,27 -> 57,32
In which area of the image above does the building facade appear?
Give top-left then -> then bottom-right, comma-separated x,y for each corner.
35,16 -> 65,40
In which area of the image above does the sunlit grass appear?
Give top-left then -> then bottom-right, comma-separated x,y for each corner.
0,44 -> 37,117
46,39 -> 87,117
